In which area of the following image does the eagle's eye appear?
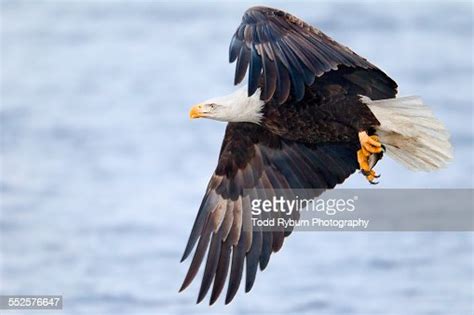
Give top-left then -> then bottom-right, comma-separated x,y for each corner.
209,104 -> 216,110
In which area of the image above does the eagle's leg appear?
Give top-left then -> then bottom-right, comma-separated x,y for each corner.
357,131 -> 383,184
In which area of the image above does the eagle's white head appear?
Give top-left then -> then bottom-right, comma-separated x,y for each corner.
189,86 -> 265,124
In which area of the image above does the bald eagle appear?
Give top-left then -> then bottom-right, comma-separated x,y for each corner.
180,6 -> 452,304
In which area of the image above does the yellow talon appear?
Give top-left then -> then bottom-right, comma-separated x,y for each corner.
360,146 -> 371,157
357,149 -> 370,170
357,131 -> 383,184
359,132 -> 382,154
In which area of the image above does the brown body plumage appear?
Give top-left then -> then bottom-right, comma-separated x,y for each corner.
261,66 -> 398,144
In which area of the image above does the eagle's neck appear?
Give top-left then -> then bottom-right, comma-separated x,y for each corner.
214,86 -> 265,124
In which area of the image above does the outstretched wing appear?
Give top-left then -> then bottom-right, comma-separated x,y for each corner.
230,6 -> 396,104
180,123 -> 359,304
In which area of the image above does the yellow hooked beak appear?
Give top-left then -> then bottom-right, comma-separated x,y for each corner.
189,104 -> 203,119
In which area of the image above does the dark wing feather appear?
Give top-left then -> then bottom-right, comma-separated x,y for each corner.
230,6 -> 381,103
209,237 -> 232,305
245,229 -> 262,292
197,228 -> 223,303
180,123 -> 359,304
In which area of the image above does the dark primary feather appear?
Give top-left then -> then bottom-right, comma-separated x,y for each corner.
229,6 -> 396,104
197,228 -> 222,303
180,123 -> 359,304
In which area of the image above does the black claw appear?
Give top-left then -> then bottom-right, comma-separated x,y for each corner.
381,144 -> 386,152
369,180 -> 379,185
361,169 -> 381,179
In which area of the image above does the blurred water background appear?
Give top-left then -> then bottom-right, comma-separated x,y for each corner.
1,1 -> 473,314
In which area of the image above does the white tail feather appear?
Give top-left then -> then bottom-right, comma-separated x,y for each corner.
361,96 -> 453,171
